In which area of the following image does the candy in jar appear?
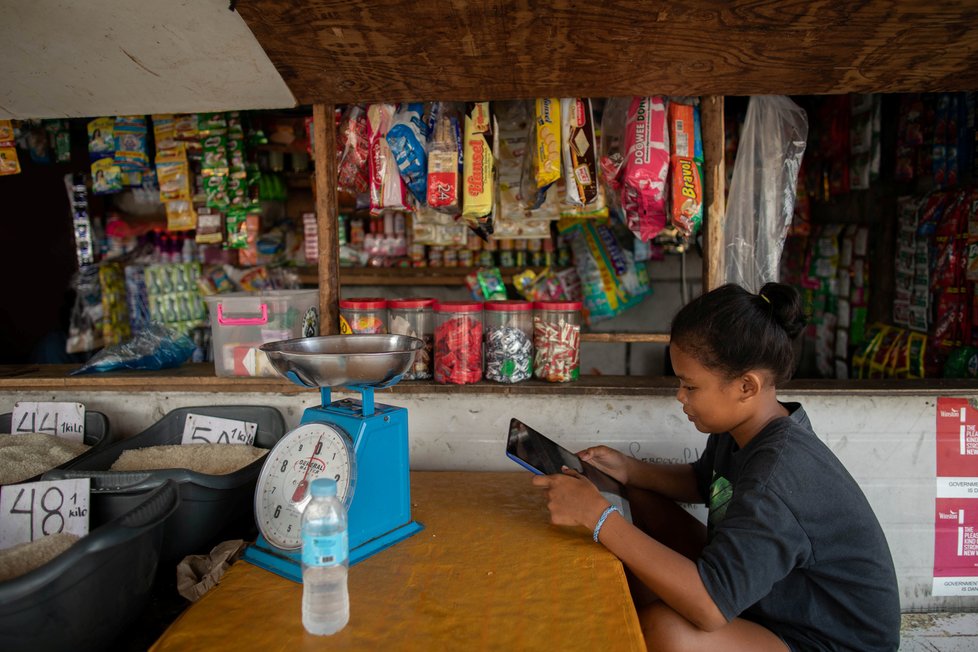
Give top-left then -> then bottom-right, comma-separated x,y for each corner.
339,298 -> 388,334
434,301 -> 483,384
484,300 -> 533,383
388,297 -> 435,380
533,301 -> 582,382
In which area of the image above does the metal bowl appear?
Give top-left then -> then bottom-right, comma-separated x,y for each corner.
259,334 -> 424,389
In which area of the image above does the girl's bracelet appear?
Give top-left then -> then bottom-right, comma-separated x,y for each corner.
592,504 -> 622,543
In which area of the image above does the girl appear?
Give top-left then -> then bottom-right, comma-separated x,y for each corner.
532,282 -> 900,651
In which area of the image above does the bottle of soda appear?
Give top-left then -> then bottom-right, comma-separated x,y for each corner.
301,478 -> 349,635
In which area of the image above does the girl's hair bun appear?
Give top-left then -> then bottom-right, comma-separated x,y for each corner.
759,282 -> 805,340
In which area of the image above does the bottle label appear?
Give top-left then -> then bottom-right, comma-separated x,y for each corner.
302,530 -> 348,566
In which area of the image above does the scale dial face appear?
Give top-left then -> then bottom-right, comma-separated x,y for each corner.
254,421 -> 356,550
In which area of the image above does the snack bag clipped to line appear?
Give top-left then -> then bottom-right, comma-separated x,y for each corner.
386,103 -> 429,204
668,100 -> 704,239
336,105 -> 370,195
367,103 -> 411,215
560,98 -> 599,206
113,116 -> 148,172
0,120 -> 20,175
520,98 -> 561,209
621,96 -> 670,241
462,102 -> 495,220
88,117 -> 115,160
669,157 -> 703,239
427,102 -> 462,213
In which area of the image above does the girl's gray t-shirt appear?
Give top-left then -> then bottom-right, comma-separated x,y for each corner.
691,403 -> 901,652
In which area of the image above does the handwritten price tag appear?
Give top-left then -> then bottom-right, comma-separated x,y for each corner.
10,401 -> 86,443
181,414 -> 257,446
0,478 -> 91,550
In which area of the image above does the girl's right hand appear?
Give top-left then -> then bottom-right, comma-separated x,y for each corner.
578,446 -> 630,485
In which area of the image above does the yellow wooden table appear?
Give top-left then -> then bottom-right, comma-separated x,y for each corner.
151,471 -> 644,651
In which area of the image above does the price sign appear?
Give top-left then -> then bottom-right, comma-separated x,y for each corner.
181,414 -> 257,446
0,478 -> 91,549
10,401 -> 86,443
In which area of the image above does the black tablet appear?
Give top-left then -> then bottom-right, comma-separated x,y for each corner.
506,417 -> 632,522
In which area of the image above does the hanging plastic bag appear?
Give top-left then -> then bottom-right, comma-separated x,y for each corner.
723,96 -> 808,291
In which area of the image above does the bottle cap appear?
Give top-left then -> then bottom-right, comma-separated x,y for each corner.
484,300 -> 533,312
388,297 -> 436,309
340,297 -> 388,310
310,477 -> 337,497
534,300 -> 583,311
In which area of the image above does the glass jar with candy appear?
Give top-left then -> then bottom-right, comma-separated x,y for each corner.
388,297 -> 436,380
533,301 -> 582,382
339,297 -> 388,334
483,300 -> 533,383
433,301 -> 483,384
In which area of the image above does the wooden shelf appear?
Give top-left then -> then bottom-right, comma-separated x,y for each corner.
581,333 -> 670,344
297,266 -> 558,287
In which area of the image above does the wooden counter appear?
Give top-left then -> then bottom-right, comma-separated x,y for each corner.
3,363 -> 978,397
150,471 -> 645,652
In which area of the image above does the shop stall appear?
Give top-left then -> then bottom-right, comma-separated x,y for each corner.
3,1 -> 978,647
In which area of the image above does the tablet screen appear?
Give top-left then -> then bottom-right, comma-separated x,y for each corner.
506,418 -> 624,497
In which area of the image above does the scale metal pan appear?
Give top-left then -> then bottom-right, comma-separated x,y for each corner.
260,334 -> 424,389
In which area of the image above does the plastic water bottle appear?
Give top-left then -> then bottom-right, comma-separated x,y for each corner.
301,478 -> 349,635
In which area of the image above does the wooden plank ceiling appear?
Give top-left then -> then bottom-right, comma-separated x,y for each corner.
236,0 -> 978,104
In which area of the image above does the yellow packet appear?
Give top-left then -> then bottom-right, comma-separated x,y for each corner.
157,160 -> 192,202
165,199 -> 197,231
534,98 -> 561,188
462,102 -> 494,219
0,146 -> 20,175
0,120 -> 14,142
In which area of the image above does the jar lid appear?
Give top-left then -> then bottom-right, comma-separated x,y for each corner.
435,300 -> 483,313
388,297 -> 436,309
534,300 -> 583,311
484,300 -> 533,312
340,297 -> 388,310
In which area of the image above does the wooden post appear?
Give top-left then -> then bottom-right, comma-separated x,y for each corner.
312,103 -> 340,334
700,95 -> 725,292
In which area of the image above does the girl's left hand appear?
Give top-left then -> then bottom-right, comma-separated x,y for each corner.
531,466 -> 610,529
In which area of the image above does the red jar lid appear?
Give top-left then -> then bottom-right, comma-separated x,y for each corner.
388,297 -> 436,309
435,300 -> 483,313
484,300 -> 533,312
534,300 -> 583,311
340,297 -> 388,310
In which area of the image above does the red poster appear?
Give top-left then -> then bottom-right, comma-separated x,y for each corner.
934,397 -> 978,595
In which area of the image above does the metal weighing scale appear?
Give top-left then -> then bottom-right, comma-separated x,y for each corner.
243,334 -> 426,582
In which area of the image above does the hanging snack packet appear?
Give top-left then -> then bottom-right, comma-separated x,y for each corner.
386,102 -> 429,203
91,157 -> 123,194
668,100 -> 703,160
113,116 -> 148,171
198,112 -> 228,137
520,98 -> 561,209
174,114 -> 199,142
462,102 -> 496,219
560,98 -> 599,206
204,174 -> 230,210
619,96 -> 670,240
336,104 -> 370,195
368,103 -> 411,214
88,117 -> 115,160
0,120 -> 13,142
202,134 -> 229,177
196,208 -> 225,245
0,145 -> 20,175
427,103 -> 462,213
669,157 -> 703,238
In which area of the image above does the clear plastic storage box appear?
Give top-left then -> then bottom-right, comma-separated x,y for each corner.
204,290 -> 319,376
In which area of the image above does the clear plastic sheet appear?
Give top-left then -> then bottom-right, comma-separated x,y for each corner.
723,96 -> 808,291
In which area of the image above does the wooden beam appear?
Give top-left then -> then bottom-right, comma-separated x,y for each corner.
580,333 -> 670,344
237,1 -> 978,104
700,95 -> 725,292
312,103 -> 340,334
